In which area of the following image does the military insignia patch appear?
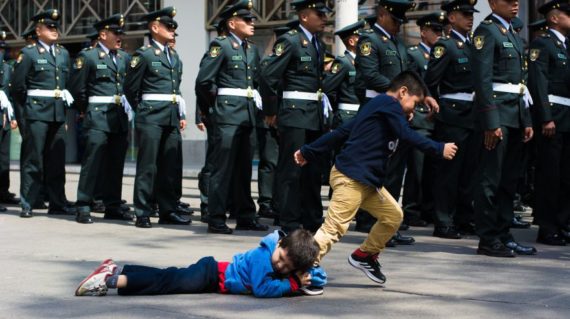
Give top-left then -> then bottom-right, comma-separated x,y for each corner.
38,47 -> 45,54
474,36 -> 484,50
331,63 -> 340,74
209,46 -> 221,58
130,56 -> 140,68
74,57 -> 84,69
275,43 -> 285,56
17,53 -> 24,64
433,46 -> 445,59
99,51 -> 106,58
423,52 -> 430,59
360,42 -> 371,56
155,49 -> 161,56
529,49 -> 540,62
302,39 -> 308,47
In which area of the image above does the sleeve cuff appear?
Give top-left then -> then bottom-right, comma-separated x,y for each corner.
288,275 -> 301,292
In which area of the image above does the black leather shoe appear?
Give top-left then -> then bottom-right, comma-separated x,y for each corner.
536,233 -> 566,246
236,221 -> 269,231
120,203 -> 131,212
0,193 -> 20,205
33,202 -> 48,209
433,226 -> 462,239
513,200 -> 525,212
511,217 -> 531,229
504,241 -> 537,255
104,210 -> 134,221
477,242 -> 515,257
76,212 -> 93,224
399,222 -> 409,231
121,199 -> 127,204
177,200 -> 190,208
0,205 -> 6,212
20,208 -> 33,218
135,216 -> 152,228
176,203 -> 193,215
48,205 -> 76,215
385,237 -> 397,247
208,223 -> 233,234
559,229 -> 570,241
406,218 -> 428,227
158,212 -> 191,225
393,231 -> 415,245
457,222 -> 476,235
90,201 -> 106,213
258,206 -> 278,219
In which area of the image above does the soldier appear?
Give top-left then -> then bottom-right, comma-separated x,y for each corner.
10,9 -> 75,218
424,0 -> 479,239
69,14 -> 132,224
471,0 -> 536,257
196,0 -> 268,234
260,0 -> 332,233
400,12 -> 446,229
529,19 -> 548,38
124,7 -> 188,228
354,0 -> 428,245
0,32 -> 17,208
528,0 -> 570,246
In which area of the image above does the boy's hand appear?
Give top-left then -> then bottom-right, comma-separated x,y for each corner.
294,150 -> 307,166
443,143 -> 457,160
296,271 -> 312,287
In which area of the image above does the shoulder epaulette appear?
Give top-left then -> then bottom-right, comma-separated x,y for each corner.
26,44 -> 35,48
364,29 -> 374,33
408,46 -> 418,51
540,33 -> 550,38
216,35 -> 227,40
287,29 -> 298,35
482,20 -> 492,25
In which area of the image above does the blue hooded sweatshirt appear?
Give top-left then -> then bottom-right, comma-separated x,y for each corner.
224,230 -> 295,298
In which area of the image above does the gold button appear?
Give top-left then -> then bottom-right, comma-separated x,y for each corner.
493,94 -> 497,98
225,100 -> 228,104
235,65 -> 238,68
292,105 -> 295,108
95,107 -> 99,111
172,80 -> 175,82
56,76 -> 59,80
56,86 -> 60,89
452,104 -> 456,107
247,66 -> 250,69
41,67 -> 44,70
247,76 -> 251,79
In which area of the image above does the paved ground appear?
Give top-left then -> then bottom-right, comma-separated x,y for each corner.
0,170 -> 569,319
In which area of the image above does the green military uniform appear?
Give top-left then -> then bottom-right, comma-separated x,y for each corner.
472,13 -> 533,252
528,1 -> 570,244
0,52 -> 13,208
260,0 -> 332,233
424,0 -> 480,237
195,1 -> 265,233
124,7 -> 186,228
10,9 -> 72,217
69,14 -> 130,224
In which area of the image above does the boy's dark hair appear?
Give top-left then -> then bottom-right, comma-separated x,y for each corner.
387,70 -> 428,98
279,229 -> 319,272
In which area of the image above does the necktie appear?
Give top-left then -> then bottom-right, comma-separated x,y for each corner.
49,46 -> 55,58
109,50 -> 117,66
242,41 -> 248,58
564,37 -> 569,50
311,36 -> 320,58
164,47 -> 171,65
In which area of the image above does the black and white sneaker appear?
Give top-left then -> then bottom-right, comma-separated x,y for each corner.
348,251 -> 386,284
300,285 -> 324,296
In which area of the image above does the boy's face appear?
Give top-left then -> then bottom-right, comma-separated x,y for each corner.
271,245 -> 296,274
396,87 -> 422,114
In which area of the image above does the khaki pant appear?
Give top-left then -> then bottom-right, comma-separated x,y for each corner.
314,166 -> 403,263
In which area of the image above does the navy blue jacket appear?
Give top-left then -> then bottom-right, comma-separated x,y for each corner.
301,94 -> 444,188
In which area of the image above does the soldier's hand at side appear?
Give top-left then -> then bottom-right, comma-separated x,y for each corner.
541,121 -> 555,138
179,119 -> 187,131
196,123 -> 206,132
264,115 -> 277,128
523,127 -> 533,143
294,150 -> 307,166
10,120 -> 17,130
484,128 -> 502,150
2,114 -> 5,128
424,96 -> 439,113
443,143 -> 458,160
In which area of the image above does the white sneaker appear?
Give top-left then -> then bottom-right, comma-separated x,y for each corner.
75,259 -> 115,296
299,286 -> 324,296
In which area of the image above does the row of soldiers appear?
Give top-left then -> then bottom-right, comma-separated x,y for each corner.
195,0 -> 570,257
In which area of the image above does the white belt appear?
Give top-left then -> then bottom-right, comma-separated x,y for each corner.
365,89 -> 380,99
217,87 -> 262,110
282,90 -> 332,118
492,83 -> 533,108
141,94 -> 186,117
89,95 -> 133,121
548,95 -> 570,107
440,92 -> 474,102
338,103 -> 360,111
27,89 -> 74,107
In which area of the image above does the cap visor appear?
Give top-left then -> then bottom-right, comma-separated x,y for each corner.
317,7 -> 333,13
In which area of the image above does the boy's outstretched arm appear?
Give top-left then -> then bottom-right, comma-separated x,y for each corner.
295,119 -> 356,166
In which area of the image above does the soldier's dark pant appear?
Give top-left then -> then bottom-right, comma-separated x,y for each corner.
534,132 -> 570,234
402,128 -> 434,222
208,124 -> 256,225
134,123 -> 181,217
118,257 -> 219,296
384,143 -> 411,202
432,123 -> 479,227
20,120 -> 67,210
275,126 -> 323,232
473,127 -> 525,245
198,120 -> 215,209
76,128 -> 128,213
256,126 -> 278,210
0,128 -> 11,195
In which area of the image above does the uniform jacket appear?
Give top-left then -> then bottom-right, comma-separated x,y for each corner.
528,30 -> 570,132
10,43 -> 71,123
472,14 -> 531,130
407,43 -> 433,130
1,62 -> 12,131
124,41 -> 184,127
323,51 -> 359,125
425,31 -> 475,129
260,27 -> 325,131
68,44 -> 130,133
195,34 -> 260,127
